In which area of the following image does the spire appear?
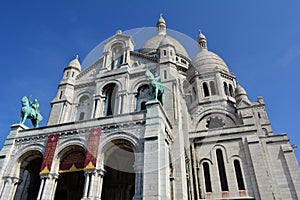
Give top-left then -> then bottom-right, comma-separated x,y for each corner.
157,14 -> 166,35
197,30 -> 207,50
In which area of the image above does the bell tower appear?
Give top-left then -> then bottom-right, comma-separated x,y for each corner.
47,55 -> 81,125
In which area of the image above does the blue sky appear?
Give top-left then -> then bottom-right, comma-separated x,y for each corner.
0,1 -> 299,162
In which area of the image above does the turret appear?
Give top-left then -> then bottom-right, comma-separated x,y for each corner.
61,55 -> 81,84
158,36 -> 176,64
186,30 -> 238,130
47,55 -> 81,125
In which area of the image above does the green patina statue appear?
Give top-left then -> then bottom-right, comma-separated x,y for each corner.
145,68 -> 164,105
20,96 -> 43,127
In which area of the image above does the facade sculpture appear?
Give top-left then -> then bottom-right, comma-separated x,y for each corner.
20,96 -> 43,128
145,68 -> 164,105
0,15 -> 299,200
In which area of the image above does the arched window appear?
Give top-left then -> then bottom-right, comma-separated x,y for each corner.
234,160 -> 245,190
229,84 -> 234,97
203,82 -> 210,97
111,45 -> 123,69
203,162 -> 212,192
209,81 -> 216,95
136,85 -> 152,111
103,83 -> 118,116
216,149 -> 228,191
76,95 -> 90,121
223,82 -> 229,96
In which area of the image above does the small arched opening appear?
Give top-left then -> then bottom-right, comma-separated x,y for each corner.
103,83 -> 118,116
216,149 -> 228,192
223,82 -> 229,96
203,82 -> 210,97
76,95 -> 91,121
111,45 -> 123,69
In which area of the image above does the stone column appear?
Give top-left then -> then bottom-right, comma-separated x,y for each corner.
91,95 -> 99,119
0,177 -> 20,200
82,171 -> 91,199
143,100 -> 172,200
37,174 -> 48,200
93,169 -> 105,199
118,94 -> 124,114
83,170 -> 101,199
103,51 -> 109,70
40,173 -> 59,200
97,96 -> 106,118
121,48 -> 126,64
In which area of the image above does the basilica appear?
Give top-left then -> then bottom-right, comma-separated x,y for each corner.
0,15 -> 299,200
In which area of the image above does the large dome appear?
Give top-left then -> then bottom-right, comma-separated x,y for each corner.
139,34 -> 189,58
192,49 -> 229,73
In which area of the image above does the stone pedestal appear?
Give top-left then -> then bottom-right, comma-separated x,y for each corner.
143,100 -> 172,200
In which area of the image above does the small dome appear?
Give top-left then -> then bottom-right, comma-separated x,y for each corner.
159,35 -> 174,47
140,35 -> 189,58
198,30 -> 206,40
157,14 -> 166,26
235,84 -> 251,105
68,55 -> 81,71
235,84 -> 247,97
139,14 -> 189,58
192,50 -> 229,73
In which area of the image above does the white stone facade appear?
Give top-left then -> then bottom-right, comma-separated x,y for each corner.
0,15 -> 299,200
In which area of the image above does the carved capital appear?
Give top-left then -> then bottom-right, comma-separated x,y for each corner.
96,168 -> 106,176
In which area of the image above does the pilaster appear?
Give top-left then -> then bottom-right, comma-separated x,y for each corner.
245,135 -> 273,199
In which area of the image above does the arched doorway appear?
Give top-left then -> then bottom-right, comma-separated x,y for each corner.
14,151 -> 43,200
54,148 -> 85,200
101,140 -> 136,200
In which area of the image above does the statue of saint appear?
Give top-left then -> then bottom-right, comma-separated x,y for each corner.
20,96 -> 43,127
145,68 -> 164,105
30,99 -> 40,115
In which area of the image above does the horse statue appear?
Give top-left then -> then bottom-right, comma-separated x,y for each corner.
145,68 -> 164,105
20,96 -> 43,127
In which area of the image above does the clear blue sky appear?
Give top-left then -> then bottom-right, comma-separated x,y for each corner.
0,1 -> 299,162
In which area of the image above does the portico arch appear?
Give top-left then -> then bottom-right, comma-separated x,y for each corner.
100,138 -> 138,200
53,145 -> 86,200
13,150 -> 43,200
